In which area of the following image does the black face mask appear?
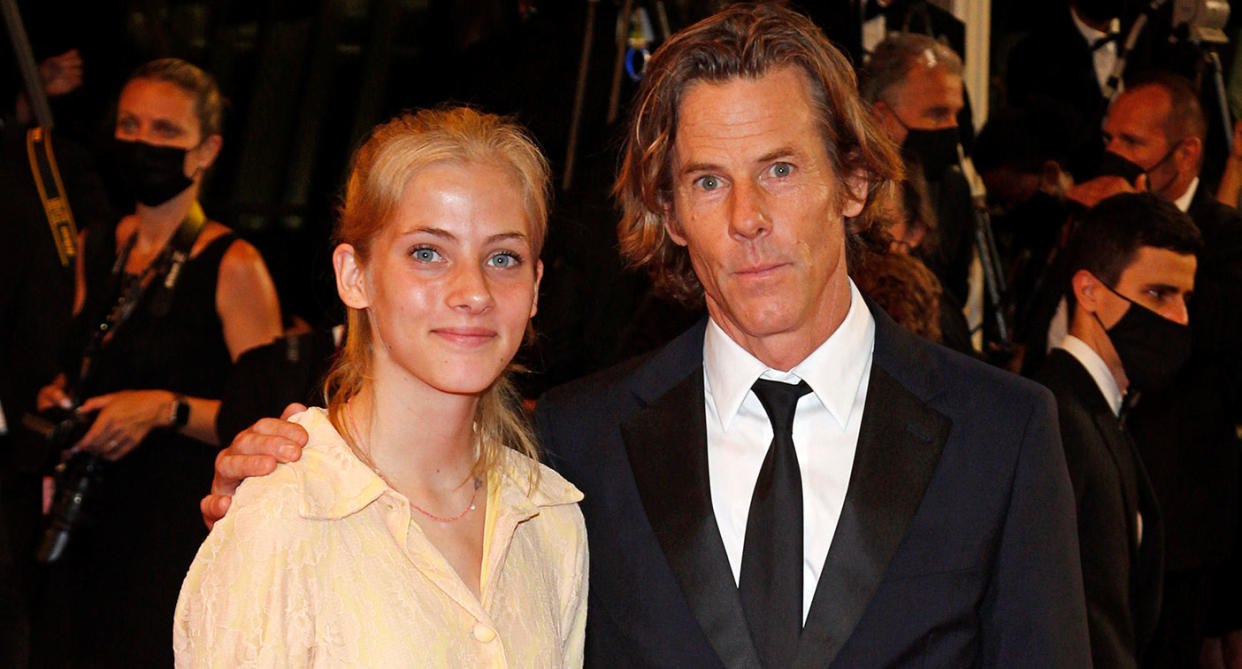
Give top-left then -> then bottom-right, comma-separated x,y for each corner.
1095,150 -> 1146,184
902,126 -> 961,179
113,138 -> 195,207
1092,278 -> 1193,392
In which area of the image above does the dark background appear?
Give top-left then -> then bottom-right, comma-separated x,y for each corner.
5,0 -> 1239,394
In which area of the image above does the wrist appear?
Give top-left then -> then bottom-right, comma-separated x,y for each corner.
167,393 -> 190,430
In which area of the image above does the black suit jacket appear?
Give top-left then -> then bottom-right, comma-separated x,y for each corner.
1037,349 -> 1164,668
1129,189 -> 1242,572
536,303 -> 1090,668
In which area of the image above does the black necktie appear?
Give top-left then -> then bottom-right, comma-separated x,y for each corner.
740,379 -> 812,668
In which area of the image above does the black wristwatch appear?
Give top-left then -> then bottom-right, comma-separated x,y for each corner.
170,395 -> 190,429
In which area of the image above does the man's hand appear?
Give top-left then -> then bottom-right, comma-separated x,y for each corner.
201,403 -> 309,529
1066,173 -> 1147,209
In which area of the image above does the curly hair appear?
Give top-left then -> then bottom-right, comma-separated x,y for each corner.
614,3 -> 902,304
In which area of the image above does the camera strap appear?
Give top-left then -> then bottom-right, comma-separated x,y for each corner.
76,204 -> 207,400
25,127 -> 80,267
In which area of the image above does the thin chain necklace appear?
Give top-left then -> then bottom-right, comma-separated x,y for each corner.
344,402 -> 481,523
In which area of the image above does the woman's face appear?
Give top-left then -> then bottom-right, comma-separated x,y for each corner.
115,78 -> 219,178
336,160 -> 543,398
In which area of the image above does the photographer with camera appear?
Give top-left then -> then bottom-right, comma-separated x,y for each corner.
29,58 -> 281,667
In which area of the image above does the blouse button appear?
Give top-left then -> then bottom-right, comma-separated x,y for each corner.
472,622 -> 496,643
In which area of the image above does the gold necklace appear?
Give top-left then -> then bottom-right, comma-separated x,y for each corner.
344,402 -> 480,523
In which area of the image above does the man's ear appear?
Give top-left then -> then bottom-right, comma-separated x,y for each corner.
1176,136 -> 1203,172
842,170 -> 870,218
1071,269 -> 1102,312
333,243 -> 370,310
664,207 -> 689,247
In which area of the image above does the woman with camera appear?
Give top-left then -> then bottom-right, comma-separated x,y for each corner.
174,107 -> 587,666
33,58 -> 281,667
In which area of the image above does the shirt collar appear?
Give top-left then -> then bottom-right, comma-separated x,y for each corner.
293,408 -> 582,520
1058,335 -> 1124,415
703,280 -> 876,430
1070,7 -> 1120,43
1173,177 -> 1199,213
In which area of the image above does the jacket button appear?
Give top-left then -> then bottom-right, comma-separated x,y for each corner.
472,622 -> 496,643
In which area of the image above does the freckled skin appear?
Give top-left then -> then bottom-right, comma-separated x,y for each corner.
667,67 -> 865,370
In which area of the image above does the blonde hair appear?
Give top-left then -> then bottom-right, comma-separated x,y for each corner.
323,106 -> 550,488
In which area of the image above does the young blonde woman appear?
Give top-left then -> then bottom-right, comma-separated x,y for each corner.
174,107 -> 587,667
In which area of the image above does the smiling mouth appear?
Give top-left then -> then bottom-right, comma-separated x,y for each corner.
432,328 -> 498,346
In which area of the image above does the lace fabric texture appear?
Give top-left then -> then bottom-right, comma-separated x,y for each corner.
174,408 -> 588,668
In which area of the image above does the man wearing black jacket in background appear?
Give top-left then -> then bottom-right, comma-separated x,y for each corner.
1037,192 -> 1202,669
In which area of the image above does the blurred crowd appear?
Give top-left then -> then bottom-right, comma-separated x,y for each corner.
1,1 -> 1240,667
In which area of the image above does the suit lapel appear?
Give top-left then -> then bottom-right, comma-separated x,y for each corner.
1091,410 -> 1141,558
621,366 -> 762,669
795,307 -> 951,668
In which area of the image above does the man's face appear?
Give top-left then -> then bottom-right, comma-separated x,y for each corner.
1097,246 -> 1197,329
876,67 -> 964,144
667,67 -> 864,369
1102,86 -> 1186,198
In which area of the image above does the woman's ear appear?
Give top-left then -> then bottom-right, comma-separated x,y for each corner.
196,134 -> 223,172
530,259 -> 544,319
333,243 -> 370,310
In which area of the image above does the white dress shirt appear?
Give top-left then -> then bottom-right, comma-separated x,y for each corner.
1070,8 -> 1121,94
1058,335 -> 1123,416
703,280 -> 875,622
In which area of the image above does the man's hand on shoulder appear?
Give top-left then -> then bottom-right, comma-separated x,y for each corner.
1066,174 -> 1147,209
201,403 -> 310,529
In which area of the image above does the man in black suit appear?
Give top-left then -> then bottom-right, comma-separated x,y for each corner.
860,33 -> 975,320
1007,0 -> 1128,179
1036,193 -> 1202,668
1024,71 -> 1242,666
206,5 -> 1090,666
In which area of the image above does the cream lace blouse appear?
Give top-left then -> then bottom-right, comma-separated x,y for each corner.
174,408 -> 587,667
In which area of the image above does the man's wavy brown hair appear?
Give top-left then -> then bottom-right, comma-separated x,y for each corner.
614,3 -> 902,304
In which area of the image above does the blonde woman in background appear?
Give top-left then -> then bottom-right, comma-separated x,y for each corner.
175,107 -> 587,667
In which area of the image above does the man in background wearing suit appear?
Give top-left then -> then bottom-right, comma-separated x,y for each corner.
1037,192 -> 1202,668
1046,71 -> 1242,665
206,5 -> 1090,667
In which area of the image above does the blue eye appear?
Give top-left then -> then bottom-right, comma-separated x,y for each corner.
488,252 -> 522,268
695,175 -> 721,191
411,247 -> 441,262
770,162 -> 792,178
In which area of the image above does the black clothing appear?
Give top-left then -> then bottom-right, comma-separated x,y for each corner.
1037,349 -> 1164,669
922,168 -> 976,306
33,224 -> 236,668
1007,8 -> 1112,179
216,328 -> 338,445
1132,189 -> 1242,663
0,126 -> 114,669
536,304 -> 1090,667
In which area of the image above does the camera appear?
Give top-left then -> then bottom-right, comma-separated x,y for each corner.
21,405 -> 95,466
19,406 -> 104,563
